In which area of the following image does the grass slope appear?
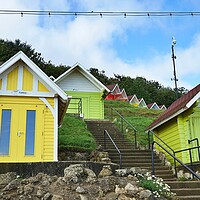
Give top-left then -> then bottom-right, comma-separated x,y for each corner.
58,115 -> 96,151
104,100 -> 163,147
58,101 -> 162,151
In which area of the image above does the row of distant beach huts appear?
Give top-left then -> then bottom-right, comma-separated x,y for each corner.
105,83 -> 167,110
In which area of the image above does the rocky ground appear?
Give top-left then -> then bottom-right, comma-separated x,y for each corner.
0,163 -> 176,200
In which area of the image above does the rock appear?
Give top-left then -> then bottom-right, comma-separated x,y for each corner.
80,194 -> 88,200
0,165 -> 175,200
76,186 -> 85,194
52,194 -> 64,200
24,184 -> 34,195
98,165 -> 112,178
37,189 -> 44,197
139,189 -> 152,199
84,168 -> 97,183
177,170 -> 184,178
104,192 -> 119,199
129,167 -> 142,175
63,164 -> 97,184
99,176 -> 116,193
74,152 -> 87,161
184,172 -> 192,179
43,192 -> 52,200
17,185 -> 24,194
90,150 -> 111,162
115,185 -> 126,194
55,177 -> 66,186
118,194 -> 133,200
115,169 -> 128,177
63,164 -> 84,183
124,183 -> 138,195
0,172 -> 17,186
3,179 -> 20,191
101,157 -> 111,163
42,180 -> 50,187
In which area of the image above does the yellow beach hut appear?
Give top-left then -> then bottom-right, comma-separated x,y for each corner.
0,51 -> 70,162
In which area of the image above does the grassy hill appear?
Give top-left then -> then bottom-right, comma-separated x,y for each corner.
58,100 -> 163,151
58,115 -> 96,152
104,100 -> 163,147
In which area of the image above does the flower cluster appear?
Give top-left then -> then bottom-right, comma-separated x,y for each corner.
137,172 -> 175,199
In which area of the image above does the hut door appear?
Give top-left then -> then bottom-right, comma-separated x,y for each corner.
188,116 -> 200,162
0,104 -> 43,162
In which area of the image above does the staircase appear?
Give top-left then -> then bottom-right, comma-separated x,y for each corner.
86,120 -> 200,200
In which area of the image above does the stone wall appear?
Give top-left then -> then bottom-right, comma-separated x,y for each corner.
0,161 -> 118,178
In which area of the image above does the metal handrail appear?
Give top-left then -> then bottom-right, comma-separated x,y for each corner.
68,97 -> 82,114
188,138 -> 200,160
111,108 -> 137,148
148,130 -> 177,176
175,145 -> 200,178
152,141 -> 200,180
104,129 -> 122,168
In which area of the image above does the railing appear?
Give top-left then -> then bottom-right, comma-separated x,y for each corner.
149,130 -> 200,179
104,130 -> 122,168
148,130 -> 177,176
152,141 -> 200,180
188,138 -> 200,161
67,98 -> 82,115
110,108 -> 137,149
175,146 -> 200,178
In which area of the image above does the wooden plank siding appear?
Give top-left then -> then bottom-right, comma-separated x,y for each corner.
43,98 -> 54,161
155,118 -> 181,164
154,105 -> 200,165
57,70 -> 99,92
7,66 -> 18,90
66,91 -> 104,119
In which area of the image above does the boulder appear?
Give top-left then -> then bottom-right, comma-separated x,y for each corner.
98,165 -> 112,178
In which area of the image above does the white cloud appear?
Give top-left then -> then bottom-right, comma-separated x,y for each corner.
0,0 -> 199,90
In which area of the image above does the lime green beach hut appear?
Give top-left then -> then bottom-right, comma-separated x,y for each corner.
147,84 -> 200,164
54,63 -> 109,119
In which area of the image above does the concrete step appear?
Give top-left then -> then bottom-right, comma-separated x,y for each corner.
176,195 -> 200,200
87,120 -> 200,200
172,188 -> 200,196
165,181 -> 200,189
110,156 -> 159,161
111,158 -> 161,164
106,149 -> 151,153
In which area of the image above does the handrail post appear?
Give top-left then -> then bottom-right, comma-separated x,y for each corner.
189,149 -> 194,179
121,117 -> 123,135
134,130 -> 137,149
104,130 -> 106,150
104,129 -> 122,168
173,152 -> 177,178
197,139 -> 200,161
151,142 -> 155,176
148,131 -> 151,150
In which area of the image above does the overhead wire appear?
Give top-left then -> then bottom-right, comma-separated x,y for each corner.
0,10 -> 199,17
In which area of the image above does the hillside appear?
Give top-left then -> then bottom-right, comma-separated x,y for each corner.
104,100 -> 163,147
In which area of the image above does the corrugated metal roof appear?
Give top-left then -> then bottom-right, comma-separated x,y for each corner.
146,84 -> 200,130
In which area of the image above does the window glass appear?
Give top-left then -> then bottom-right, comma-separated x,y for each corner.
0,110 -> 11,155
25,110 -> 36,155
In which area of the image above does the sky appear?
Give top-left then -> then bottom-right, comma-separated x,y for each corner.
0,0 -> 200,90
